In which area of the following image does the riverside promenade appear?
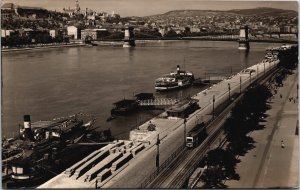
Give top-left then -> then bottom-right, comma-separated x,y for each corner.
1,43 -> 85,52
225,68 -> 298,188
104,59 -> 279,188
38,44 -> 299,189
38,56 -> 280,188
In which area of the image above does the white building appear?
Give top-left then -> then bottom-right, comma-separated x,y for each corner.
67,26 -> 80,40
49,30 -> 57,38
1,29 -> 14,37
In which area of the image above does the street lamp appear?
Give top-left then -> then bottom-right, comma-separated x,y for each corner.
183,118 -> 187,145
156,134 -> 160,171
240,76 -> 242,94
228,83 -> 231,101
213,95 -> 215,119
297,83 -> 299,99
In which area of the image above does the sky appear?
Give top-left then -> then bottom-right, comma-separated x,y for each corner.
2,0 -> 298,17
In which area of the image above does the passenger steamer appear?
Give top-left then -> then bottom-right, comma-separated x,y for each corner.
155,65 -> 194,91
2,113 -> 98,188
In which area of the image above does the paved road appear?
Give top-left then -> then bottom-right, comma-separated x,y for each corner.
225,68 -> 298,188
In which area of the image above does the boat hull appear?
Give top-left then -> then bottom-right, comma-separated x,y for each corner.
155,81 -> 191,91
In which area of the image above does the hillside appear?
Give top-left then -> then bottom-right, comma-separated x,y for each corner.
145,7 -> 297,18
229,7 -> 297,17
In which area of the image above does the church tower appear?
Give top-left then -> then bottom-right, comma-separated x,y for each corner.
75,0 -> 80,13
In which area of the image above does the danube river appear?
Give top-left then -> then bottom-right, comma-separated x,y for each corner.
2,41 -> 277,139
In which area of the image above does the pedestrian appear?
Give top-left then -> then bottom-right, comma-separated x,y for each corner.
95,180 -> 98,189
280,94 -> 282,98
281,140 -> 285,148
294,99 -> 296,104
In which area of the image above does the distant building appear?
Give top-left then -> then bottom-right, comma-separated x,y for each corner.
1,11 -> 15,19
67,26 -> 81,39
158,28 -> 166,36
1,29 -> 18,37
190,27 -> 200,33
1,3 -> 16,10
1,3 -> 46,19
49,29 -> 64,38
269,25 -> 280,33
81,29 -> 109,40
63,8 -> 76,17
63,0 -> 81,17
291,26 -> 298,33
282,25 -> 291,33
172,27 -> 185,34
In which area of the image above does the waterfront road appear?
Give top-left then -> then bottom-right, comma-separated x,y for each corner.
225,68 -> 298,188
102,60 -> 278,188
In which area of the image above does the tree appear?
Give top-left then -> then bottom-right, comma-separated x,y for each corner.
164,29 -> 178,38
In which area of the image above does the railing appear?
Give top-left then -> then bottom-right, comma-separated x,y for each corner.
138,98 -> 179,106
140,144 -> 185,188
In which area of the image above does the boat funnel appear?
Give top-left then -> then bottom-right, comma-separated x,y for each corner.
24,115 -> 31,129
177,65 -> 180,74
23,115 -> 33,141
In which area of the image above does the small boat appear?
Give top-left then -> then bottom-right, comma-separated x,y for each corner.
110,99 -> 138,115
155,65 -> 194,91
106,116 -> 116,122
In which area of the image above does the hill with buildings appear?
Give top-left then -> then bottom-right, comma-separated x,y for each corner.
229,7 -> 297,17
145,7 -> 297,19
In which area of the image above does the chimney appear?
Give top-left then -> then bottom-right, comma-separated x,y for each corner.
177,65 -> 180,74
23,115 -> 33,141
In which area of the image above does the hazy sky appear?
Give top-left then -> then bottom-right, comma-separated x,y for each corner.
2,0 -> 298,17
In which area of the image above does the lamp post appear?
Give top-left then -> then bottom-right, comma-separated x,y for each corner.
184,118 -> 187,145
297,83 -> 299,99
250,72 -> 252,84
156,134 -> 160,172
213,95 -> 215,119
228,83 -> 231,101
240,76 -> 242,94
264,62 -> 266,74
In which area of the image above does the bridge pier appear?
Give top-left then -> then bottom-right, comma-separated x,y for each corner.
123,26 -> 135,48
238,25 -> 250,50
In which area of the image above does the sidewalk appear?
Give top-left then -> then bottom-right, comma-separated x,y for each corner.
225,68 -> 298,188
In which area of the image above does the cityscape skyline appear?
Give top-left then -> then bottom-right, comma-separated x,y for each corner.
2,0 -> 298,17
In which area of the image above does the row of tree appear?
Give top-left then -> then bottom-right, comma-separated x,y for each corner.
2,35 -> 69,47
200,49 -> 299,188
201,84 -> 274,188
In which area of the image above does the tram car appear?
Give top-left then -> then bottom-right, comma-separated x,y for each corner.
186,122 -> 207,148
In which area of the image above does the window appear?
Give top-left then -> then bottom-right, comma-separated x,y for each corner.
186,137 -> 193,142
16,167 -> 24,174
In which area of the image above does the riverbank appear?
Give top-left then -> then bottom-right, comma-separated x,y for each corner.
2,38 -> 297,51
1,43 -> 85,52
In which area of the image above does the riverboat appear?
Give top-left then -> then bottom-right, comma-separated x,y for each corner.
155,65 -> 194,91
111,99 -> 139,115
2,113 -> 98,188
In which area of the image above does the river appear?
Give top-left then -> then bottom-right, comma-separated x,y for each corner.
2,40 -> 277,139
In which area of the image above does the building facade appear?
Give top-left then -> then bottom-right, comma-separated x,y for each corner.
81,29 -> 109,40
67,26 -> 81,40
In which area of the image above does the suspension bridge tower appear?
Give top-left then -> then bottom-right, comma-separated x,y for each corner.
123,26 -> 135,47
238,25 -> 250,50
